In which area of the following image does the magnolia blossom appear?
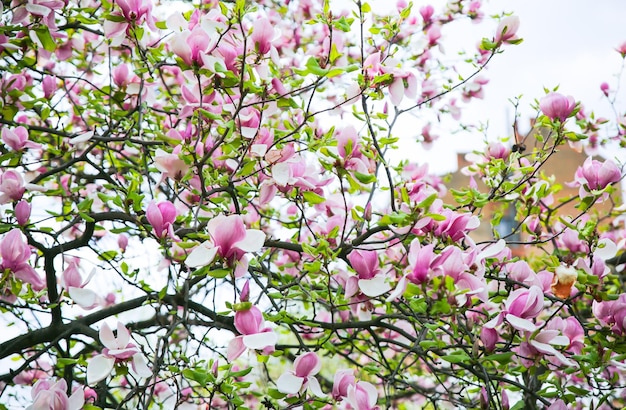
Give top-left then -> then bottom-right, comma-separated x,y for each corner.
276,352 -> 325,397
27,378 -> 84,410
540,92 -> 576,122
0,228 -> 45,292
486,285 -> 544,332
0,170 -> 26,203
61,261 -> 101,309
15,200 -> 30,225
574,157 -> 621,199
185,214 -> 265,277
154,147 -> 189,180
1,126 -> 40,151
227,304 -> 277,360
87,322 -> 151,384
346,381 -> 380,410
146,201 -> 177,239
494,15 -> 520,45
345,249 -> 391,297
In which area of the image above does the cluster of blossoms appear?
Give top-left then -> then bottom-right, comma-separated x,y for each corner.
3,0 -> 626,408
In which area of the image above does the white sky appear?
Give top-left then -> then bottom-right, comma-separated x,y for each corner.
332,0 -> 626,174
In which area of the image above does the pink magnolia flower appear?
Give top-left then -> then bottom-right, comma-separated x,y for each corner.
419,5 -> 434,25
494,15 -> 520,45
61,261 -> 101,309
600,82 -> 610,97
185,214 -> 265,277
346,381 -> 380,410
344,249 -> 391,297
154,147 -> 189,180
86,322 -> 151,384
276,352 -> 325,397
42,75 -> 56,99
103,0 -> 156,39
146,201 -> 177,239
0,229 -> 45,291
540,92 -> 576,122
486,285 -> 544,332
616,41 -> 626,58
227,304 -> 277,360
27,378 -> 84,410
170,24 -> 219,66
1,126 -> 40,151
332,369 -> 355,400
574,157 -> 621,199
15,200 -> 31,226
0,170 -> 26,203
251,17 -> 276,55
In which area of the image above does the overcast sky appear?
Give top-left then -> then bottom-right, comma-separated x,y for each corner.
353,0 -> 626,173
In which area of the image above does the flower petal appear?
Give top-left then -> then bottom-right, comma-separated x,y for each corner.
68,287 -> 99,309
242,331 -> 278,350
505,314 -> 537,332
132,354 -> 152,378
307,376 -> 326,398
87,355 -> 115,384
185,241 -> 218,267
235,229 -> 265,253
358,277 -> 391,297
276,372 -> 304,394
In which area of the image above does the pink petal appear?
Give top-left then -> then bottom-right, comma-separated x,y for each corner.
227,336 -> 246,361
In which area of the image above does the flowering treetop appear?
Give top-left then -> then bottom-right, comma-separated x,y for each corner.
1,0 -> 626,409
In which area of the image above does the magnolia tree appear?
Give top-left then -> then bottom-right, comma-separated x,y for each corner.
2,0 -> 626,408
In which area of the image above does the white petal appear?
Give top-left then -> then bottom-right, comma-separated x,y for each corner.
241,127 -> 257,139
26,3 -> 51,16
116,322 -> 131,348
131,354 -> 152,378
386,275 -> 407,302
358,277 -> 391,297
549,335 -> 570,346
505,314 -> 537,332
478,239 -> 506,260
99,322 -> 116,349
68,388 -> 85,410
69,131 -> 94,145
251,144 -> 267,157
595,238 -> 618,260
242,331 -> 278,350
529,340 -> 558,355
87,355 -> 115,384
185,241 -> 218,267
272,162 -> 291,186
234,229 -> 265,253
276,372 -> 304,394
68,287 -> 99,309
307,377 -> 326,398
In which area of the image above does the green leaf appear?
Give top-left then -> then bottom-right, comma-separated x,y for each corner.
302,191 -> 325,204
481,351 -> 514,364
35,27 -> 56,52
305,57 -> 328,76
353,172 -> 376,184
441,353 -> 470,364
